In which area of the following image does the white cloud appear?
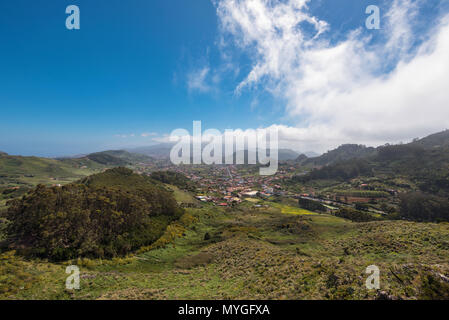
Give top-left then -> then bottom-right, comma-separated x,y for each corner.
114,134 -> 135,139
187,67 -> 212,93
216,0 -> 449,152
151,134 -> 172,143
141,132 -> 158,137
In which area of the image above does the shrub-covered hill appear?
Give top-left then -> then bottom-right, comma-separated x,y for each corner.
84,150 -> 153,166
150,171 -> 196,192
2,168 -> 184,260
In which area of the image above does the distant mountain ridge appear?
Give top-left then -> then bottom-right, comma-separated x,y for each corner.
128,143 -> 305,162
295,129 -> 449,196
409,129 -> 449,149
302,129 -> 449,167
84,150 -> 153,165
127,144 -> 174,160
305,144 -> 377,166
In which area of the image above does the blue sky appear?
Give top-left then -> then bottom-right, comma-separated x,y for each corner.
1,0 -> 448,156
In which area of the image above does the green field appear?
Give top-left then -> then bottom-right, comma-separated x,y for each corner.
0,155 -> 103,187
0,154 -> 105,208
270,202 -> 316,215
1,186 -> 448,300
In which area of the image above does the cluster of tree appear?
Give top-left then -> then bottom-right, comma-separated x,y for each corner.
294,159 -> 373,182
150,171 -> 196,192
399,192 -> 449,222
298,198 -> 327,212
333,190 -> 389,198
85,150 -> 153,166
334,207 -> 379,222
377,144 -> 425,161
373,142 -> 449,195
305,144 -> 376,166
2,168 -> 184,260
85,152 -> 129,166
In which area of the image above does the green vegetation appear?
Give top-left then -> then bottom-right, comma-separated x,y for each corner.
1,200 -> 448,300
2,168 -> 184,260
84,150 -> 153,166
400,192 -> 449,222
298,198 -> 327,212
0,154 -> 101,189
296,159 -> 373,182
271,202 -> 316,215
289,130 -> 449,223
334,207 -> 379,222
333,190 -> 389,198
2,131 -> 449,300
150,171 -> 196,192
305,144 -> 376,166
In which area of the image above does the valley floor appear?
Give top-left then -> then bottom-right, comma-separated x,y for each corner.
1,188 -> 448,300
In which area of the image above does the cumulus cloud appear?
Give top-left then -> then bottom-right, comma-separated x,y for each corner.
215,0 -> 449,152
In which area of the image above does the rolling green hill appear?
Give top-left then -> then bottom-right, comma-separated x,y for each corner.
410,129 -> 449,149
84,150 -> 153,166
292,130 -> 449,222
0,154 -> 105,211
0,154 -> 101,188
3,167 -> 184,260
1,199 -> 448,300
305,144 -> 377,166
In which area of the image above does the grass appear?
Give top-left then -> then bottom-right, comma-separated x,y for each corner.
0,155 -> 105,208
270,202 -> 316,215
0,154 -> 102,190
1,191 -> 449,300
166,185 -> 197,204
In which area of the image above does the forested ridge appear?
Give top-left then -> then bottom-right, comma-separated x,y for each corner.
291,131 -> 449,222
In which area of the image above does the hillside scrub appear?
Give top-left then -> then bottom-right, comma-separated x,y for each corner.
334,208 -> 379,222
298,198 -> 327,213
2,168 -> 184,260
400,192 -> 449,222
150,171 -> 196,192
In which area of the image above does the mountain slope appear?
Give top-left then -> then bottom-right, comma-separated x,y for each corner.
409,129 -> 449,149
127,144 -> 174,159
278,149 -> 300,161
296,130 -> 449,195
305,144 -> 377,166
4,167 -> 184,260
130,144 -> 303,162
0,154 -> 100,187
85,150 -> 153,165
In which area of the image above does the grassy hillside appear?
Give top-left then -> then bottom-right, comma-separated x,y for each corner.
305,144 -> 376,166
84,150 -> 153,166
0,154 -> 104,212
2,168 -> 184,260
0,154 -> 102,188
1,195 -> 448,300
